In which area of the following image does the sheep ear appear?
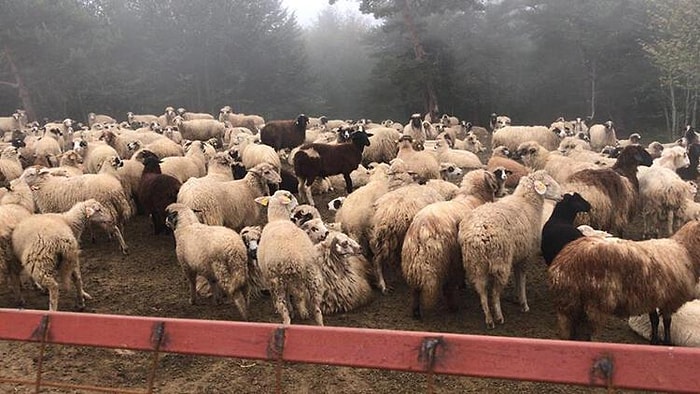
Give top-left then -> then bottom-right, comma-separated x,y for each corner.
255,196 -> 270,206
85,206 -> 96,217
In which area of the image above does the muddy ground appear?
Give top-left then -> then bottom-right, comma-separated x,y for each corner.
0,185 -> 652,394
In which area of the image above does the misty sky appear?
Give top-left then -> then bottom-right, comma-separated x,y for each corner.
281,0 -> 371,26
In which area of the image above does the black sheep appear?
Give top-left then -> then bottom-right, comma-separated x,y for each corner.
541,192 -> 592,265
259,114 -> 309,151
137,152 -> 182,235
293,128 -> 372,206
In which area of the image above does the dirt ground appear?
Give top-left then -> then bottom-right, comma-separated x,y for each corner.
0,180 -> 652,394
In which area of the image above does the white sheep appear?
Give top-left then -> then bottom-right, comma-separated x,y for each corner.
492,125 -> 560,151
401,169 -> 501,319
127,112 -> 159,126
637,146 -> 692,237
0,179 -> 35,306
47,150 -> 84,177
361,127 -> 400,165
370,176 -> 445,293
255,190 -> 324,325
174,117 -> 226,141
0,146 -> 23,187
459,170 -> 562,328
433,138 -> 483,170
165,203 -> 250,319
230,133 -> 281,171
629,300 -> 700,347
149,140 -> 209,183
403,114 -> 426,144
11,199 -> 114,310
177,162 -> 281,230
127,138 -> 184,160
516,141 -> 598,185
396,135 -> 440,181
73,138 -> 120,174
19,166 -> 131,254
588,120 -> 617,151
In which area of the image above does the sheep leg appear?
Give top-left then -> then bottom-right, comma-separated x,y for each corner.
374,260 -> 389,294
649,310 -> 661,345
411,289 -> 422,319
308,275 -> 324,326
70,266 -> 90,310
182,268 -> 198,305
490,281 -> 505,325
109,225 -> 129,255
152,211 -> 163,235
343,173 -> 353,194
231,289 -> 249,321
557,312 -> 574,340
513,263 -> 529,312
36,276 -> 60,311
271,286 -> 292,325
473,279 -> 494,329
662,314 -> 673,345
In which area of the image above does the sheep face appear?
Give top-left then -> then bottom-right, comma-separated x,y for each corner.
291,204 -> 320,226
439,162 -> 462,180
84,199 -> 115,225
409,114 -> 422,128
241,225 -> 262,260
249,163 -> 281,185
1,146 -> 20,160
329,232 -> 361,257
327,196 -> 345,211
295,114 -> 309,129
301,218 -> 329,243
529,171 -> 562,201
560,192 -> 591,214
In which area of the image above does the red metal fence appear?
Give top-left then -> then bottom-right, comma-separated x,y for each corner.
2,308 -> 700,393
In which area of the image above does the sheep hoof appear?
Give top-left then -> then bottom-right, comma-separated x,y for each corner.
521,303 -> 529,313
485,321 -> 496,330
82,291 -> 92,300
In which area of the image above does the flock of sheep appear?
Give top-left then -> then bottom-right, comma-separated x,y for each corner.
1,106 -> 700,347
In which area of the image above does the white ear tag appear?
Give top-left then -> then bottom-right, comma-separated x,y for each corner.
534,181 -> 547,195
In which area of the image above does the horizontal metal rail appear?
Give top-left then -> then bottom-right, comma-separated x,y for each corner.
1,309 -> 699,393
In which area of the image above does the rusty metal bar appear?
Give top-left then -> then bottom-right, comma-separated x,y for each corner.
31,314 -> 50,393
145,321 -> 166,393
0,377 -> 147,394
2,309 -> 700,393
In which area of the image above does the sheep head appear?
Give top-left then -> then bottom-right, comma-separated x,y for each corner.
300,218 -> 329,243
329,232 -> 361,257
83,199 -> 114,225
523,171 -> 562,201
241,225 -> 262,260
295,114 -> 309,129
409,113 -> 422,128
614,144 -> 653,169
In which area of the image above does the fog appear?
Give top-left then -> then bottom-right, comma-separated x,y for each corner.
0,0 -> 697,137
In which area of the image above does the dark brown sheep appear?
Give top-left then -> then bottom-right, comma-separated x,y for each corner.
260,114 -> 309,151
292,128 -> 372,206
549,220 -> 700,345
137,151 -> 182,235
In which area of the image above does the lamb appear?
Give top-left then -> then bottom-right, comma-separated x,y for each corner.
87,113 -> 116,127
300,220 -> 374,314
176,162 -> 281,229
540,192 -> 592,265
564,144 -> 653,235
638,146 -> 692,238
73,138 -> 120,174
138,155 -> 182,235
588,120 -> 617,151
0,179 -> 35,306
334,160 -> 406,256
293,128 -> 372,206
19,166 -> 131,254
230,134 -> 281,171
403,114 -> 426,144
629,300 -> 700,347
139,140 -> 208,183
489,113 -> 511,131
127,112 -> 159,127
401,169 -> 501,319
433,138 -> 483,170
492,125 -> 561,151
617,132 -> 641,148
516,141 -> 598,185
47,150 -> 84,177
157,107 -> 178,127
0,146 -> 23,188
327,196 -> 345,211
127,138 -> 184,160
361,127 -> 400,166
396,135 -> 440,181
260,114 -> 309,151
290,204 -> 321,227
548,220 -> 700,344
255,190 -> 324,325
165,203 -> 249,319
11,199 -> 114,310
173,117 -> 226,141
459,170 -> 562,328
0,110 -> 28,134
486,145 -> 529,190
370,175 -> 445,293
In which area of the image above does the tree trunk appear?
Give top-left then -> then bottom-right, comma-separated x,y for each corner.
693,88 -> 698,127
589,59 -> 596,120
670,81 -> 677,137
2,45 -> 37,121
401,0 -> 438,118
